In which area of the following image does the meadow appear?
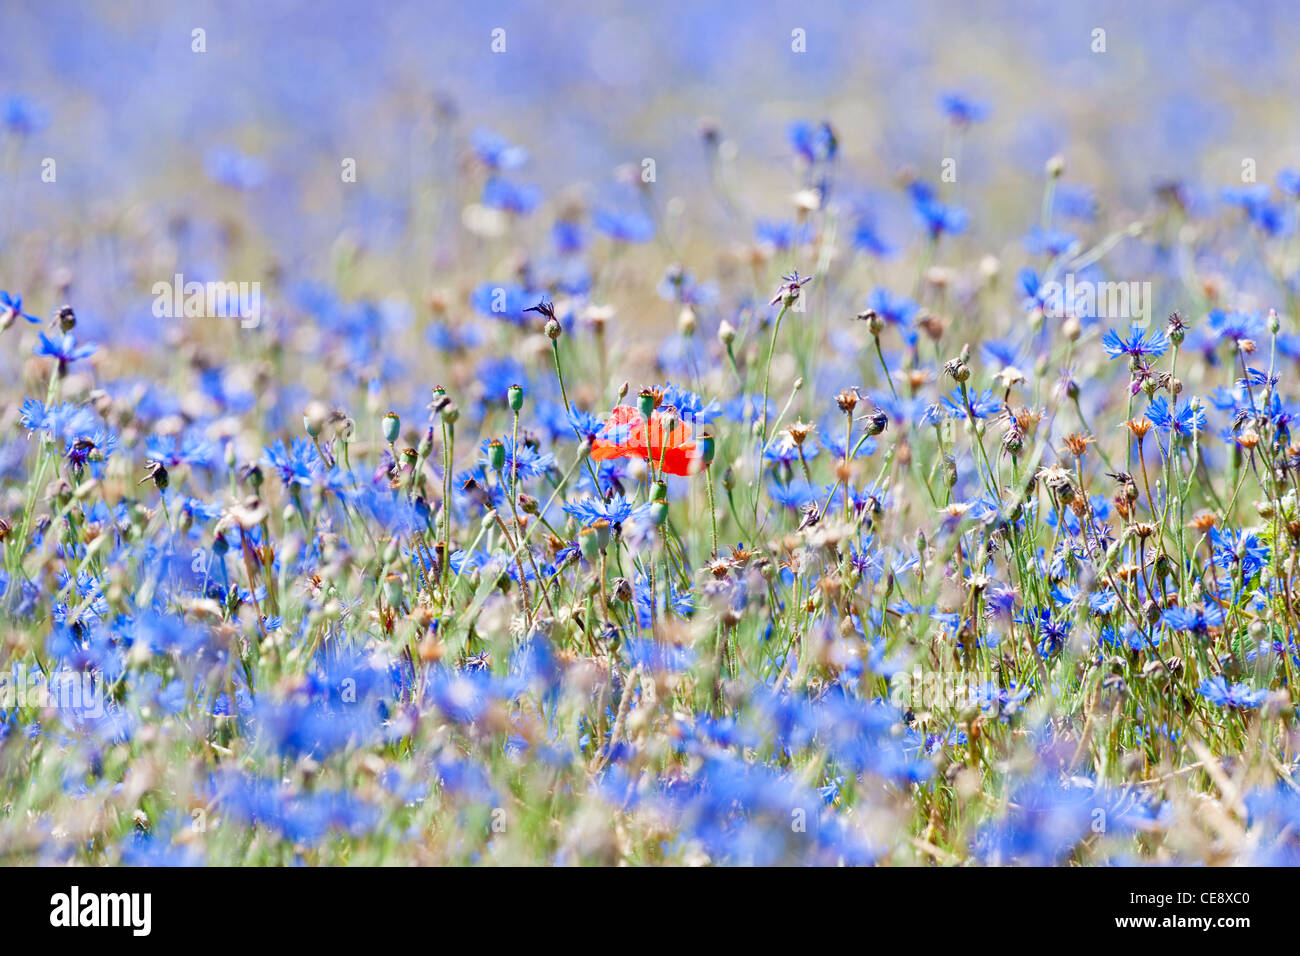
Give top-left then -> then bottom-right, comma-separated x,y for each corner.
3,1 -> 1300,867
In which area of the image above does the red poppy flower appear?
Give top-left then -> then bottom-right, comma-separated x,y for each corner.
590,405 -> 710,476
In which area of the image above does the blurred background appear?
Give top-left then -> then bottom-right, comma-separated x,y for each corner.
0,0 -> 1296,383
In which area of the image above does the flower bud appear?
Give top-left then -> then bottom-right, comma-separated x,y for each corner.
303,400 -> 329,438
382,411 -> 401,444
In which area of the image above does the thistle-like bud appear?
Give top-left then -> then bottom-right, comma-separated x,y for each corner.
944,358 -> 971,383
857,309 -> 885,336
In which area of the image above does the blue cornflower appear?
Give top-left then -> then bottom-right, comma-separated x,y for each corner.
908,181 -> 967,239
1144,395 -> 1205,437
1018,607 -> 1071,657
865,286 -> 919,327
940,388 -> 1002,420
1207,308 -> 1266,343
262,437 -> 321,487
145,432 -> 217,469
658,383 -> 721,424
787,120 -> 837,164
1102,326 -> 1168,360
1222,186 -> 1290,236
1161,603 -> 1225,635
723,394 -> 775,424
470,282 -> 538,324
768,479 -> 821,509
755,220 -> 811,250
1100,624 -> 1158,653
19,398 -> 97,441
592,209 -> 654,243
34,332 -> 96,372
1197,676 -> 1267,710
568,408 -> 604,442
0,291 -> 39,328
1022,226 -> 1076,257
938,92 -> 989,126
634,571 -> 693,626
563,494 -> 650,529
1279,168 -> 1300,198
1054,184 -> 1098,221
478,436 -> 554,482
475,355 -> 528,404
551,219 -> 586,254
470,128 -> 528,170
851,216 -> 894,258
2,95 -> 49,136
1211,528 -> 1270,581
482,176 -> 542,215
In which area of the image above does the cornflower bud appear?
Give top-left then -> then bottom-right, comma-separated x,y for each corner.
944,358 -> 971,383
857,309 -> 885,336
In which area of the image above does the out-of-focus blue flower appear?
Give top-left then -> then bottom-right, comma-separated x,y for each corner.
0,291 -> 39,326
34,332 -> 96,371
470,128 -> 528,170
1197,676 -> 1267,710
2,95 -> 48,135
204,147 -> 267,189
908,181 -> 967,239
482,176 -> 542,215
938,92 -> 989,125
592,208 -> 654,243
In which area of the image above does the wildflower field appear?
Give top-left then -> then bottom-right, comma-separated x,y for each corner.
4,1 -> 1300,870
